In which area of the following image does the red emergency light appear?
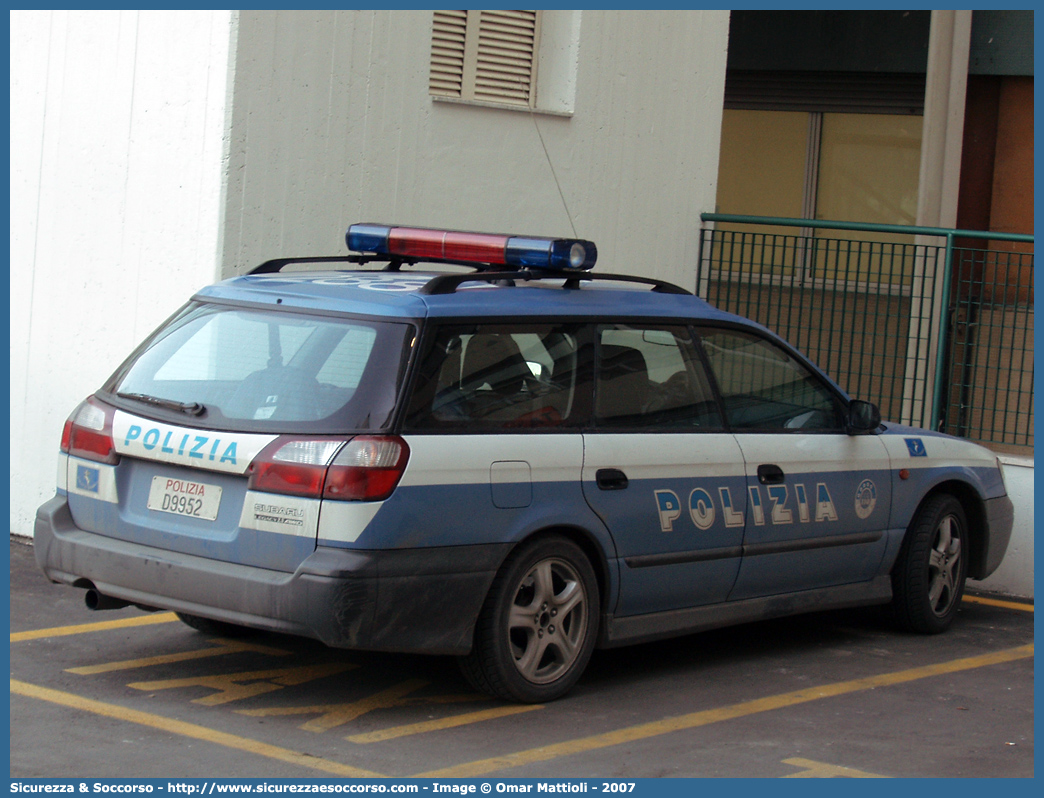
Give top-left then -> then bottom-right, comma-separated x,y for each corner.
346,224 -> 597,271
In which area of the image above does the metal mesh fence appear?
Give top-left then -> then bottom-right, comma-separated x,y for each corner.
697,222 -> 1033,451
945,244 -> 1034,448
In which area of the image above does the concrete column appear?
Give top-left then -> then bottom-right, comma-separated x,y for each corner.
900,11 -> 972,428
916,10 -> 972,228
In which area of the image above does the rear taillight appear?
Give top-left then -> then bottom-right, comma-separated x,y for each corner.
324,436 -> 410,501
246,436 -> 409,502
61,397 -> 119,464
246,439 -> 345,498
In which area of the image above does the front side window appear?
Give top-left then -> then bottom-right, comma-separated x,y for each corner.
594,325 -> 722,430
109,303 -> 412,432
697,327 -> 843,431
405,323 -> 591,430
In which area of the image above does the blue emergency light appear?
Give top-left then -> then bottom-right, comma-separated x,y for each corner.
346,224 -> 597,271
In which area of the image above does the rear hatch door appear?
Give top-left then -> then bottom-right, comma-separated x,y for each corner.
65,299 -> 415,573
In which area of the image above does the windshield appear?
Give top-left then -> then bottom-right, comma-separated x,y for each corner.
108,303 -> 413,432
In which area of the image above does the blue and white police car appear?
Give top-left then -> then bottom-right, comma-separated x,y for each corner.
35,224 -> 1014,703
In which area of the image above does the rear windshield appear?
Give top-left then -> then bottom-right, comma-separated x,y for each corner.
107,302 -> 413,432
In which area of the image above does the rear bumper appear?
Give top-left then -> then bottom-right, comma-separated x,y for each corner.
34,495 -> 507,655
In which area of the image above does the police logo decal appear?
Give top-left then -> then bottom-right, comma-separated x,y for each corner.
854,478 -> 877,520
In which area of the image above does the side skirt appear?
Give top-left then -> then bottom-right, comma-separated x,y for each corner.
599,576 -> 893,649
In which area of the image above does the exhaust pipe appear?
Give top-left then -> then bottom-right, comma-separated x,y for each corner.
85,589 -> 131,611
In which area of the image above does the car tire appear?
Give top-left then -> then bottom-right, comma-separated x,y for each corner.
175,612 -> 255,638
459,536 -> 599,703
891,494 -> 968,634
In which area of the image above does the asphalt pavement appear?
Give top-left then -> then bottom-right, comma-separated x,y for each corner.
9,537 -> 1034,779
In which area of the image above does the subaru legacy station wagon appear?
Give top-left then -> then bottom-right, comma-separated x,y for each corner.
35,223 -> 1014,702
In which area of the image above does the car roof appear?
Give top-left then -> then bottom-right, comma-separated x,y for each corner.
196,270 -> 751,324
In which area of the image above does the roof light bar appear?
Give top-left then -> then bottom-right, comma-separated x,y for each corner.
346,224 -> 597,271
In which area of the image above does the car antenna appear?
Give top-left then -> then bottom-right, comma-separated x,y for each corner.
529,101 -> 579,238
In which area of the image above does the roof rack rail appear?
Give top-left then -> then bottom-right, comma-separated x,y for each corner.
245,255 -> 692,297
247,254 -> 517,275
250,253 -> 425,275
417,270 -> 691,296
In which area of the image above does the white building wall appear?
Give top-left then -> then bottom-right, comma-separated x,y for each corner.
9,10 -> 233,537
219,9 -> 730,291
969,457 -> 1034,598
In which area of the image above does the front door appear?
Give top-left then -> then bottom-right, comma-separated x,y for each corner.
695,326 -> 892,600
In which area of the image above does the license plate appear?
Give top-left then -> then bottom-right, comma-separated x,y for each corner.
147,476 -> 222,521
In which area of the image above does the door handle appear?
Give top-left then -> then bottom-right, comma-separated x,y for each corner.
757,464 -> 785,484
596,468 -> 629,491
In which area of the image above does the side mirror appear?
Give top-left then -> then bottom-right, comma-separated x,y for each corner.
847,400 -> 881,434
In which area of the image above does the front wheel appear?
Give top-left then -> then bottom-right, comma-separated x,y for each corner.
459,536 -> 599,703
891,494 -> 968,634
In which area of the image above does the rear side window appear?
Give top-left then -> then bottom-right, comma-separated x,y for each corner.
405,323 -> 592,430
109,303 -> 412,432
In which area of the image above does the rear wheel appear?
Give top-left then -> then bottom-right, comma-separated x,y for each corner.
459,536 -> 599,703
891,494 -> 968,634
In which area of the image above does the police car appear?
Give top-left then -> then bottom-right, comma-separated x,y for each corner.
35,224 -> 1014,703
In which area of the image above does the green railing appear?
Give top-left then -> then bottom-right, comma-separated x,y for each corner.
698,214 -> 1034,451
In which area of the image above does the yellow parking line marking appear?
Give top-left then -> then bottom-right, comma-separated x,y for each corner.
240,678 -> 432,732
347,704 -> 542,744
10,612 -> 179,642
782,757 -> 889,778
963,595 -> 1034,612
10,679 -> 385,778
129,663 -> 356,706
67,638 -> 293,674
416,644 -> 1033,778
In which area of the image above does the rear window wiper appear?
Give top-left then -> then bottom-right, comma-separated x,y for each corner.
116,392 -> 206,417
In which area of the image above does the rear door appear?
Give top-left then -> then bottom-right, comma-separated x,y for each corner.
395,321 -> 598,548
580,324 -> 747,616
696,326 -> 893,599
